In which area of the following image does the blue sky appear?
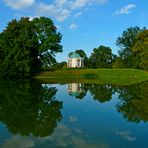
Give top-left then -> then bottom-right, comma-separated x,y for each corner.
0,0 -> 148,62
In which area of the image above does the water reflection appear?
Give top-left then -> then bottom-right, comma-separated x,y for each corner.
0,80 -> 63,137
116,81 -> 148,123
0,80 -> 148,147
68,83 -> 87,99
67,82 -> 148,122
67,83 -> 113,102
89,84 -> 113,103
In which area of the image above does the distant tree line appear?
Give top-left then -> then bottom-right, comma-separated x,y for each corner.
67,26 -> 148,70
0,16 -> 147,78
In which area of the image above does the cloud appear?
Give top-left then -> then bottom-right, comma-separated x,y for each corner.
69,116 -> 78,122
114,4 -> 136,15
37,0 -> 108,21
36,0 -> 108,22
116,130 -> 136,142
73,0 -> 108,9
74,12 -> 83,17
69,23 -> 78,30
1,135 -> 35,148
37,3 -> 70,22
3,0 -> 108,22
3,0 -> 35,9
46,123 -> 109,148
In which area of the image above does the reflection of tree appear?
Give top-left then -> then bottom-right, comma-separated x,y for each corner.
89,84 -> 113,103
116,81 -> 148,123
67,83 -> 113,102
0,80 -> 63,137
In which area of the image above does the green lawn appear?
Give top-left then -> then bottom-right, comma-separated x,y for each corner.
35,69 -> 148,85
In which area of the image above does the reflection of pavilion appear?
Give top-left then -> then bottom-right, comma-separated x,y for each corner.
68,83 -> 84,97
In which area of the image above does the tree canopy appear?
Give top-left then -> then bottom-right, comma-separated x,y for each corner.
115,26 -> 145,68
132,30 -> 148,70
0,17 -> 62,78
89,45 -> 115,68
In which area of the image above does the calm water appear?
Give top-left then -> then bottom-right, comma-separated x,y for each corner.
0,80 -> 148,148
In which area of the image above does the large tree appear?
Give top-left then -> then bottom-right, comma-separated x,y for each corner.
89,45 -> 114,68
116,26 -> 145,68
32,17 -> 62,69
132,30 -> 148,70
0,17 -> 62,78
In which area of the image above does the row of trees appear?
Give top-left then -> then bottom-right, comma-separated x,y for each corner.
69,46 -> 116,68
68,26 -> 148,70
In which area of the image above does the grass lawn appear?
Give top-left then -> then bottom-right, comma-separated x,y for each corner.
35,69 -> 148,85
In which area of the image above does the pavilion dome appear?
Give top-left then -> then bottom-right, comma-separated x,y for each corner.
69,52 -> 81,58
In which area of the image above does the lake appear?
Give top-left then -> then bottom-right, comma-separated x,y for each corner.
0,80 -> 148,148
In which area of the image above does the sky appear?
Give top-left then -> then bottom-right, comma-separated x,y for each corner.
0,0 -> 148,62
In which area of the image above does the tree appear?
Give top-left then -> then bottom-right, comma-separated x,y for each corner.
0,17 -> 62,78
116,26 -> 145,68
32,17 -> 62,69
75,49 -> 88,67
50,61 -> 67,70
132,30 -> 148,70
89,45 -> 114,68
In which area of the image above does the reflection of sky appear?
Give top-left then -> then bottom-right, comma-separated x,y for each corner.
0,84 -> 148,148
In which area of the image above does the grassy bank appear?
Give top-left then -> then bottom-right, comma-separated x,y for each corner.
35,69 -> 148,85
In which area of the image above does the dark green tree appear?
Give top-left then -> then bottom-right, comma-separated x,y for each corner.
50,61 -> 67,70
89,45 -> 114,68
0,17 -> 62,78
116,26 -> 145,68
32,17 -> 62,69
132,30 -> 148,70
75,49 -> 88,67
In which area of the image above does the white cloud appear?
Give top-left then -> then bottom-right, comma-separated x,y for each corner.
1,135 -> 35,148
3,0 -> 35,9
114,4 -> 136,15
3,0 -> 108,22
73,0 -> 108,9
32,0 -> 108,21
75,12 -> 83,17
37,3 -> 70,22
69,116 -> 78,122
116,130 -> 136,142
69,23 -> 78,30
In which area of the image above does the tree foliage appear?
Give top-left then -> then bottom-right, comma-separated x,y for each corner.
0,17 -> 62,78
89,45 -> 115,68
132,30 -> 148,70
75,49 -> 89,67
116,26 -> 145,68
